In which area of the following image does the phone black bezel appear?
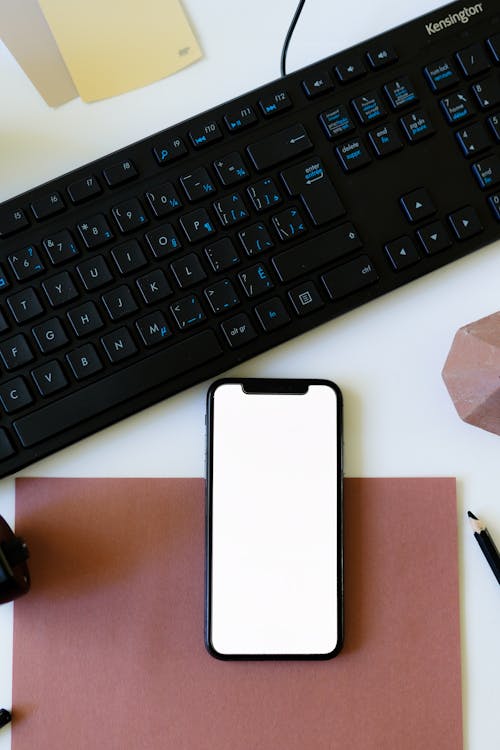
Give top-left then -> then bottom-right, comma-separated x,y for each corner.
205,377 -> 344,660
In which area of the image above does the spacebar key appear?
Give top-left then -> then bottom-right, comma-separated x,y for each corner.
14,330 -> 223,448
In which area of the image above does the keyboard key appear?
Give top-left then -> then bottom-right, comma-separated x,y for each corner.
238,263 -> 274,298
400,110 -> 435,143
223,104 -> 257,132
14,331 -> 223,447
384,77 -> 418,109
189,120 -> 223,148
111,240 -> 147,275
101,286 -> 138,321
7,288 -> 43,323
238,223 -> 274,256
255,297 -> 291,332
221,314 -> 257,347
281,157 -> 345,226
448,206 -> 483,239
43,230 -> 79,265
76,256 -> 113,290
440,91 -> 473,124
0,266 -> 10,291
152,136 -> 187,166
272,207 -> 306,241
205,238 -> 240,272
77,214 -> 114,248
247,178 -> 282,212
319,105 -> 355,140
259,90 -> 292,117
66,344 -> 103,380
170,253 -> 207,288
180,168 -> 216,201
103,159 -> 137,187
135,311 -> 172,347
400,189 -> 436,223
0,206 -> 28,238
334,56 -> 366,83
112,198 -> 148,233
67,175 -> 101,204
31,360 -> 68,397
472,78 -> 500,110
272,223 -> 362,283
145,223 -> 182,257
385,236 -> 420,270
30,191 -> 65,220
366,46 -> 398,69
136,269 -> 172,304
0,377 -> 33,413
488,193 -> 500,220
67,301 -> 104,337
321,255 -> 379,300
8,245 -> 44,281
42,271 -> 79,307
351,91 -> 386,124
424,59 -> 459,92
179,208 -> 215,243
417,221 -> 452,254
489,113 -> 500,141
0,310 -> 9,333
368,123 -> 403,157
170,295 -> 206,330
456,43 -> 490,78
204,279 -> 240,314
101,327 -> 137,364
213,153 -> 249,186
472,155 -> 500,189
145,182 -> 182,218
336,137 -> 372,172
0,429 -> 15,459
487,34 -> 500,63
213,193 -> 249,227
247,123 -> 312,171
301,70 -> 333,98
0,334 -> 33,370
288,282 -> 324,315
32,318 -> 68,353
456,122 -> 492,157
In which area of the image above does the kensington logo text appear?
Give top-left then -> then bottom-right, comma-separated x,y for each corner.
425,3 -> 483,35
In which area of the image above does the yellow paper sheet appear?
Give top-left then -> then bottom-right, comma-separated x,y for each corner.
37,0 -> 202,102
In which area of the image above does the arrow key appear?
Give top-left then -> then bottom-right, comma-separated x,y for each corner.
417,221 -> 452,255
448,206 -> 483,240
400,188 -> 436,223
385,236 -> 420,271
472,78 -> 500,111
456,122 -> 492,158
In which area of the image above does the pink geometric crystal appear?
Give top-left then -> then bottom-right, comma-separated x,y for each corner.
442,311 -> 500,436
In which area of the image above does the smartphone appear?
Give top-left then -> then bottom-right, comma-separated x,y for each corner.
205,378 -> 343,660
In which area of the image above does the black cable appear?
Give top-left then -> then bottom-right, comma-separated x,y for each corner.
280,0 -> 307,77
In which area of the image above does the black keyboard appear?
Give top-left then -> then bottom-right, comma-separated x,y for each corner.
0,0 -> 499,478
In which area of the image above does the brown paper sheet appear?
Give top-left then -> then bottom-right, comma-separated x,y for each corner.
12,477 -> 462,749
0,0 -> 78,106
37,0 -> 202,102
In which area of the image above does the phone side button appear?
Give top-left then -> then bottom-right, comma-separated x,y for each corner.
220,313 -> 257,348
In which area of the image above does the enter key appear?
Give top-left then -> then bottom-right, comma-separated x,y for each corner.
281,157 -> 345,225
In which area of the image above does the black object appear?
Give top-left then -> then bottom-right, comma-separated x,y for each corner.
0,0 -> 499,478
468,511 -> 500,585
0,515 -> 30,604
0,709 -> 12,729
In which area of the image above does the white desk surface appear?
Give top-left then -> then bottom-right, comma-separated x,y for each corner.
0,0 -> 499,747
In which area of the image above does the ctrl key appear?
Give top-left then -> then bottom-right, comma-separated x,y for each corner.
321,255 -> 378,300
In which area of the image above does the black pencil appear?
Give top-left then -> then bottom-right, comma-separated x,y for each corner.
467,511 -> 500,586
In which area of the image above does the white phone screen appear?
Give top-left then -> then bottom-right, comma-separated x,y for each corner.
207,380 -> 342,658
